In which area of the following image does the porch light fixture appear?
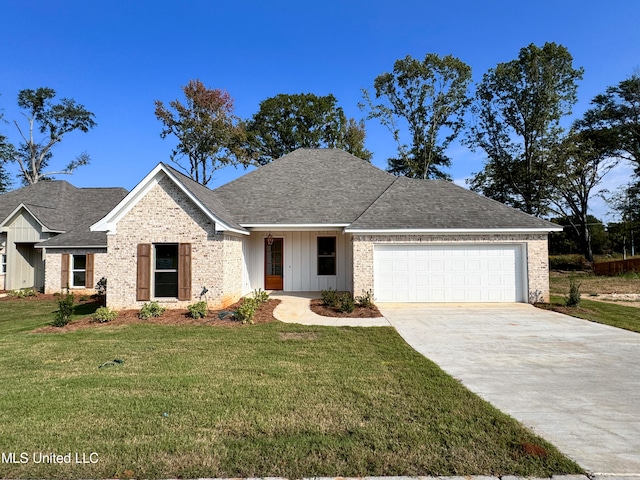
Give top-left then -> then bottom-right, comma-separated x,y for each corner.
266,232 -> 274,246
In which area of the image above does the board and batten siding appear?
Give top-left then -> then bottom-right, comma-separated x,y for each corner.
3,209 -> 52,290
244,231 -> 353,292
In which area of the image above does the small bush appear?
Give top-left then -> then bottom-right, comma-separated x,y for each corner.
188,301 -> 208,319
338,292 -> 355,313
138,301 -> 166,319
565,276 -> 582,307
321,287 -> 339,308
92,306 -> 118,323
235,297 -> 258,324
7,288 -> 38,298
52,293 -> 75,327
355,289 -> 375,308
253,288 -> 270,304
79,294 -> 90,302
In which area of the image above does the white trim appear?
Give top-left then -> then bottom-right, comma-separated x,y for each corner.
35,245 -> 105,249
90,163 -> 248,236
243,224 -> 349,232
345,227 -> 563,234
0,203 -> 65,233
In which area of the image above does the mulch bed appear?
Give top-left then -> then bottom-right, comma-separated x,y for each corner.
31,299 -> 281,333
309,298 -> 383,318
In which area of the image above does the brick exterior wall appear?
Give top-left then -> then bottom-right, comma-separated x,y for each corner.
105,176 -> 244,310
44,248 -> 107,294
352,234 -> 550,303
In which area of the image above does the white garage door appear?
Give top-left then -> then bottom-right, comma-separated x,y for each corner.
374,244 -> 525,303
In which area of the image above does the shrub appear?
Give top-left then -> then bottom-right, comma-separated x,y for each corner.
7,288 -> 38,298
253,288 -> 270,304
549,254 -> 590,271
52,293 -> 75,327
321,287 -> 339,308
138,301 -> 166,319
92,306 -> 118,323
95,277 -> 107,302
187,301 -> 208,319
355,289 -> 375,308
565,276 -> 582,307
338,292 -> 355,313
235,297 -> 258,324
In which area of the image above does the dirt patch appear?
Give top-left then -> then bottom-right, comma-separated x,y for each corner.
32,299 -> 280,333
309,298 -> 383,318
279,331 -> 320,341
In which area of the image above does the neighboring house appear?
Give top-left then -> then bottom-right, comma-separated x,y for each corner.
2,149 -> 562,307
88,148 -> 561,309
0,181 -> 127,292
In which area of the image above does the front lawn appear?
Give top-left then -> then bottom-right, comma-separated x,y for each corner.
548,295 -> 640,333
0,298 -> 582,479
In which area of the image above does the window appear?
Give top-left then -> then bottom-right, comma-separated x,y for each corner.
72,255 -> 86,287
1,254 -> 6,274
154,244 -> 179,297
317,237 -> 336,276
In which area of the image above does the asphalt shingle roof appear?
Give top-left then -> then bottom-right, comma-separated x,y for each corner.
214,148 -> 396,224
0,181 -> 127,247
348,176 -> 559,230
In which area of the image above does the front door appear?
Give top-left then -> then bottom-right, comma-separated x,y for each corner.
265,237 -> 284,290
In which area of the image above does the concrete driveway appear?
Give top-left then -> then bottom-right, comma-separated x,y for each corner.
378,303 -> 640,475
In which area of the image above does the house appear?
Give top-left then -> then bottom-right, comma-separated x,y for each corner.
2,149 -> 561,306
0,181 -> 127,292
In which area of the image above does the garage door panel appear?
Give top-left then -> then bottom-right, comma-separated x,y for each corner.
374,244 -> 524,303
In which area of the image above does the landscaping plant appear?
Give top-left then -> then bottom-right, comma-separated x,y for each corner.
52,293 -> 74,327
138,301 -> 166,319
92,306 -> 118,323
565,276 -> 582,307
187,301 -> 208,319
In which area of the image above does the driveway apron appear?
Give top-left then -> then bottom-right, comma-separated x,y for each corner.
379,303 -> 640,475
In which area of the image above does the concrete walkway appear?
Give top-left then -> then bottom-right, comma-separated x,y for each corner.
379,303 -> 640,476
271,291 -> 390,326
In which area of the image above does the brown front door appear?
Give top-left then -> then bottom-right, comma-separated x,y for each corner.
265,237 -> 284,290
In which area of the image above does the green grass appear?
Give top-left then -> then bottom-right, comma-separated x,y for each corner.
0,298 -> 582,479
549,295 -> 640,333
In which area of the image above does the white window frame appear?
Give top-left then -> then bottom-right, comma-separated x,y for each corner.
317,236 -> 337,276
153,243 -> 179,298
1,254 -> 6,274
71,254 -> 87,288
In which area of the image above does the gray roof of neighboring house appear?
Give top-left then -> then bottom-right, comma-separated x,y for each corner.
214,148 -> 396,224
348,176 -> 559,230
0,181 -> 128,247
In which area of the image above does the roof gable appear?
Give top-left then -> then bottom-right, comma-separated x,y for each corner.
214,148 -> 396,225
90,163 -> 248,235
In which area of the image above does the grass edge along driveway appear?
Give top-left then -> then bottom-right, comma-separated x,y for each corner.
0,299 -> 582,479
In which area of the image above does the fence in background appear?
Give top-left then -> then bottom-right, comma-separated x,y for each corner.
593,257 -> 640,276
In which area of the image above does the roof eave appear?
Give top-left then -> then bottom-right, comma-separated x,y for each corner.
242,224 -> 350,232
344,227 -> 564,234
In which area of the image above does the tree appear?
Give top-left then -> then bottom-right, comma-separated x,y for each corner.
361,53 -> 472,179
0,103 -> 12,192
6,87 -> 96,185
467,42 -> 584,216
155,79 -> 247,186
579,74 -> 640,170
245,93 -> 372,164
549,128 -> 617,262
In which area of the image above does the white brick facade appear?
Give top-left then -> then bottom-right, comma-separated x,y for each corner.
352,234 -> 551,303
104,177 -> 244,310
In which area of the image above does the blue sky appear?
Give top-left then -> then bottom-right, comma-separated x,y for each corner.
1,0 -> 639,220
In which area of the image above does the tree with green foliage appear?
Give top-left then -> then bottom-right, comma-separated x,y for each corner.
549,126 -> 618,262
361,53 -> 472,179
244,93 -> 372,164
467,42 -> 584,216
6,87 -> 96,185
579,74 -> 640,170
0,105 -> 12,192
155,79 -> 247,186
